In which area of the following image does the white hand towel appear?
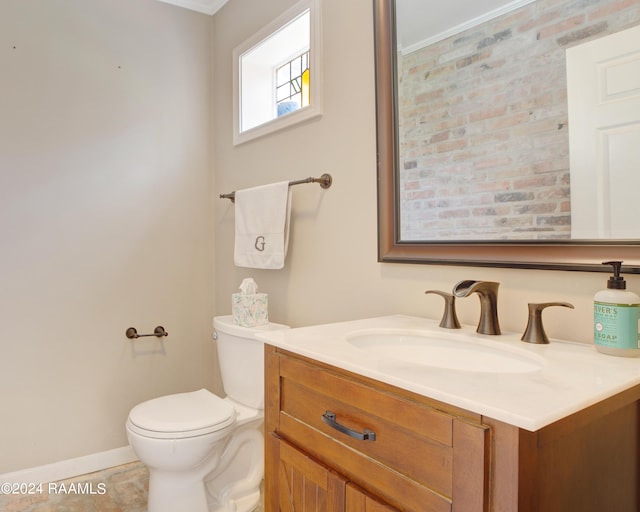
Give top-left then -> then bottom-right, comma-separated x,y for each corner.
234,181 -> 291,269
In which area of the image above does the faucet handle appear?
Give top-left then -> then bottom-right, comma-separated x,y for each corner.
521,302 -> 574,344
425,290 -> 461,329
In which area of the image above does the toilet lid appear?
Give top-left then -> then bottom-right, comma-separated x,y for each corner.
128,389 -> 235,437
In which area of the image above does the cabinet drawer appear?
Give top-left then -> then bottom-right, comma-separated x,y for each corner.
277,354 -> 459,512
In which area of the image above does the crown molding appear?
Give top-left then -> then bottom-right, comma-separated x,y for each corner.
156,0 -> 229,16
400,0 -> 536,55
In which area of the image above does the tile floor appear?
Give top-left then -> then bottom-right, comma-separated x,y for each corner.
0,462 -> 264,512
0,462 -> 149,512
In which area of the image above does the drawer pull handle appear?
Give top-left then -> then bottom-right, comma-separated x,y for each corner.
321,411 -> 376,441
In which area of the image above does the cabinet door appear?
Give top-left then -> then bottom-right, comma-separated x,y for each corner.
346,484 -> 399,512
269,435 -> 346,512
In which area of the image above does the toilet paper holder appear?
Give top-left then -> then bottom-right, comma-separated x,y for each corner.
125,326 -> 168,339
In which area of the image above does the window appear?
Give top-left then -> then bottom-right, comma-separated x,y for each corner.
276,51 -> 310,116
233,0 -> 321,145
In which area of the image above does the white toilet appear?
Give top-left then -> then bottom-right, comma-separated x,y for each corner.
126,316 -> 289,512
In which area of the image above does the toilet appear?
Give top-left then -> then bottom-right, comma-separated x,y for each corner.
126,316 -> 289,512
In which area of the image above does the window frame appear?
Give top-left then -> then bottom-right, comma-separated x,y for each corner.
232,0 -> 322,145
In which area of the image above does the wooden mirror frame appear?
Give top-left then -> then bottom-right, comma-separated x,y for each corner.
373,0 -> 640,273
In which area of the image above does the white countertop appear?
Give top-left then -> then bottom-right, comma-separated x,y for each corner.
257,315 -> 640,431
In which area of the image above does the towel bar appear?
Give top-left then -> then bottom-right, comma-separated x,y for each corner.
219,173 -> 332,202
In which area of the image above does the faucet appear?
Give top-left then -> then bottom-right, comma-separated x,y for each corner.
521,302 -> 574,344
425,290 -> 461,329
452,280 -> 501,335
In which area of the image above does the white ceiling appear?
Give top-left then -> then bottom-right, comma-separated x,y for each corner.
397,0 -> 535,54
156,0 -> 229,16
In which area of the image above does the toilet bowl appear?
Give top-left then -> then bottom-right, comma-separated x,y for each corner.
126,316 -> 289,512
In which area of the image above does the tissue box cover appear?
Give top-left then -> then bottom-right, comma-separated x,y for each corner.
232,293 -> 268,327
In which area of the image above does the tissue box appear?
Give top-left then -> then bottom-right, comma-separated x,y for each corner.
232,293 -> 268,327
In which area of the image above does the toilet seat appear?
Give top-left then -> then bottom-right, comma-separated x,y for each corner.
127,389 -> 236,439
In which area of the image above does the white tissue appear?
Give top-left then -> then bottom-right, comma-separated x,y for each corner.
239,278 -> 258,295
232,278 -> 268,327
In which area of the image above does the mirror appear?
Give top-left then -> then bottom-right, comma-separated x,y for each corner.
233,0 -> 321,145
374,0 -> 640,272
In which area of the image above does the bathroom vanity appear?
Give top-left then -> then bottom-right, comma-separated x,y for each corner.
260,315 -> 640,511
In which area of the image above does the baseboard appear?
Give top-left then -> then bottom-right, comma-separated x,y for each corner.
0,446 -> 139,485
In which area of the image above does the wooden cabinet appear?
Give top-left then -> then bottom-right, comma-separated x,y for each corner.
270,436 -> 346,511
265,345 -> 489,511
265,345 -> 640,512
346,485 -> 399,512
269,435 -> 399,512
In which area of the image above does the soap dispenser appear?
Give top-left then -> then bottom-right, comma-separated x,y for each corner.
594,261 -> 640,357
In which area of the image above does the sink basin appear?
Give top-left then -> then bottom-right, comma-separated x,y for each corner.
346,330 -> 545,374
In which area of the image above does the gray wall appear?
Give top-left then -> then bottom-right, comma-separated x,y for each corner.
0,0 -> 216,473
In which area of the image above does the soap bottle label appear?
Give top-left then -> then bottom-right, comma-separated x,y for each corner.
594,302 -> 640,349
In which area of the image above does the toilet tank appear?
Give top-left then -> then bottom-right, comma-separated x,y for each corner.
213,316 -> 289,409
